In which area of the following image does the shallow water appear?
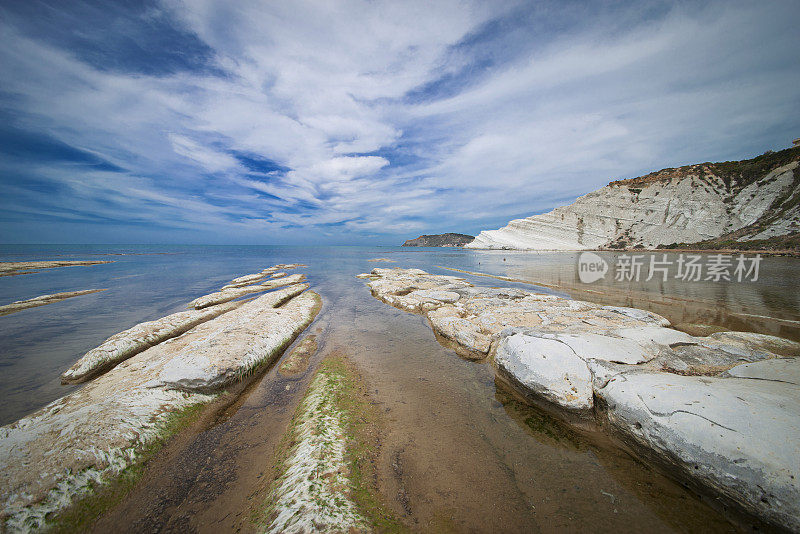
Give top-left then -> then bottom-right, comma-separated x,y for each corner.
1,244 -> 797,531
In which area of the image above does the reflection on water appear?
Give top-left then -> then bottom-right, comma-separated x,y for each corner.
437,250 -> 800,342
0,244 -> 793,531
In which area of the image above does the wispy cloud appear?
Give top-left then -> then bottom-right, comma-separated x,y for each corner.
1,0 -> 798,244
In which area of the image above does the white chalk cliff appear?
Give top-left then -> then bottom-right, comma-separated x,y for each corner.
467,147 -> 800,250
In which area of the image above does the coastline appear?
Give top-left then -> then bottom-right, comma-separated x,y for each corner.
2,249 -> 798,532
460,246 -> 800,257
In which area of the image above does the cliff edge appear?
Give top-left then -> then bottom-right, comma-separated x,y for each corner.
466,147 -> 800,251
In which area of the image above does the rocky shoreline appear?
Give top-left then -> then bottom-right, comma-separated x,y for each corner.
360,267 -> 800,531
0,264 -> 319,532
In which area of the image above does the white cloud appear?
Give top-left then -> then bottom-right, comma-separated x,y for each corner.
1,0 -> 798,243
168,133 -> 238,172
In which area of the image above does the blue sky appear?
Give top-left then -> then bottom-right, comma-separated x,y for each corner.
1,0 -> 798,245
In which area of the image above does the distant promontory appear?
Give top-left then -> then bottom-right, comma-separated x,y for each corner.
402,233 -> 475,247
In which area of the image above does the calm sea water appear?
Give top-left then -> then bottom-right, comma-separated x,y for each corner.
1,244 -> 798,426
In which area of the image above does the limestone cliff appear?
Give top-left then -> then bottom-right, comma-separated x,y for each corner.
402,233 -> 475,247
467,147 -> 800,250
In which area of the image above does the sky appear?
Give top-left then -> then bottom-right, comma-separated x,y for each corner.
0,0 -> 798,245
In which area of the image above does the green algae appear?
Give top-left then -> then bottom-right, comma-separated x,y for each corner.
41,400 -> 209,534
260,355 -> 406,533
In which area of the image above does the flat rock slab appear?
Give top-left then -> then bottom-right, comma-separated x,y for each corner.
269,263 -> 306,271
222,277 -> 267,290
1,368 -> 212,532
0,277 -> 319,531
0,289 -> 107,317
362,267 -> 800,530
219,264 -> 305,290
722,357 -> 800,385
597,369 -> 800,531
189,273 -> 305,309
154,287 -> 317,392
61,299 -> 247,384
0,260 -> 113,277
496,332 -> 593,411
229,272 -> 270,285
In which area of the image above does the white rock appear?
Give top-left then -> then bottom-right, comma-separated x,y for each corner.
0,289 -> 107,317
0,260 -> 112,277
427,313 -> 492,356
495,333 -> 593,411
61,299 -> 246,384
221,278 -> 266,290
0,369 -> 213,531
0,283 -> 319,531
722,357 -> 800,385
612,326 -> 695,346
155,287 -> 316,392
466,160 -> 799,250
602,306 -> 671,327
271,263 -> 305,270
189,273 -> 305,309
552,332 -> 657,365
409,289 -> 461,303
597,371 -> 800,531
708,331 -> 800,356
228,272 -> 268,285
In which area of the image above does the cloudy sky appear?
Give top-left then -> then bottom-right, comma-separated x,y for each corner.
1,0 -> 798,245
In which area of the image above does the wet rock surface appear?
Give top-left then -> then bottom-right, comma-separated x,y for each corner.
278,335 -> 317,377
0,265 -> 319,532
362,267 -> 800,531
